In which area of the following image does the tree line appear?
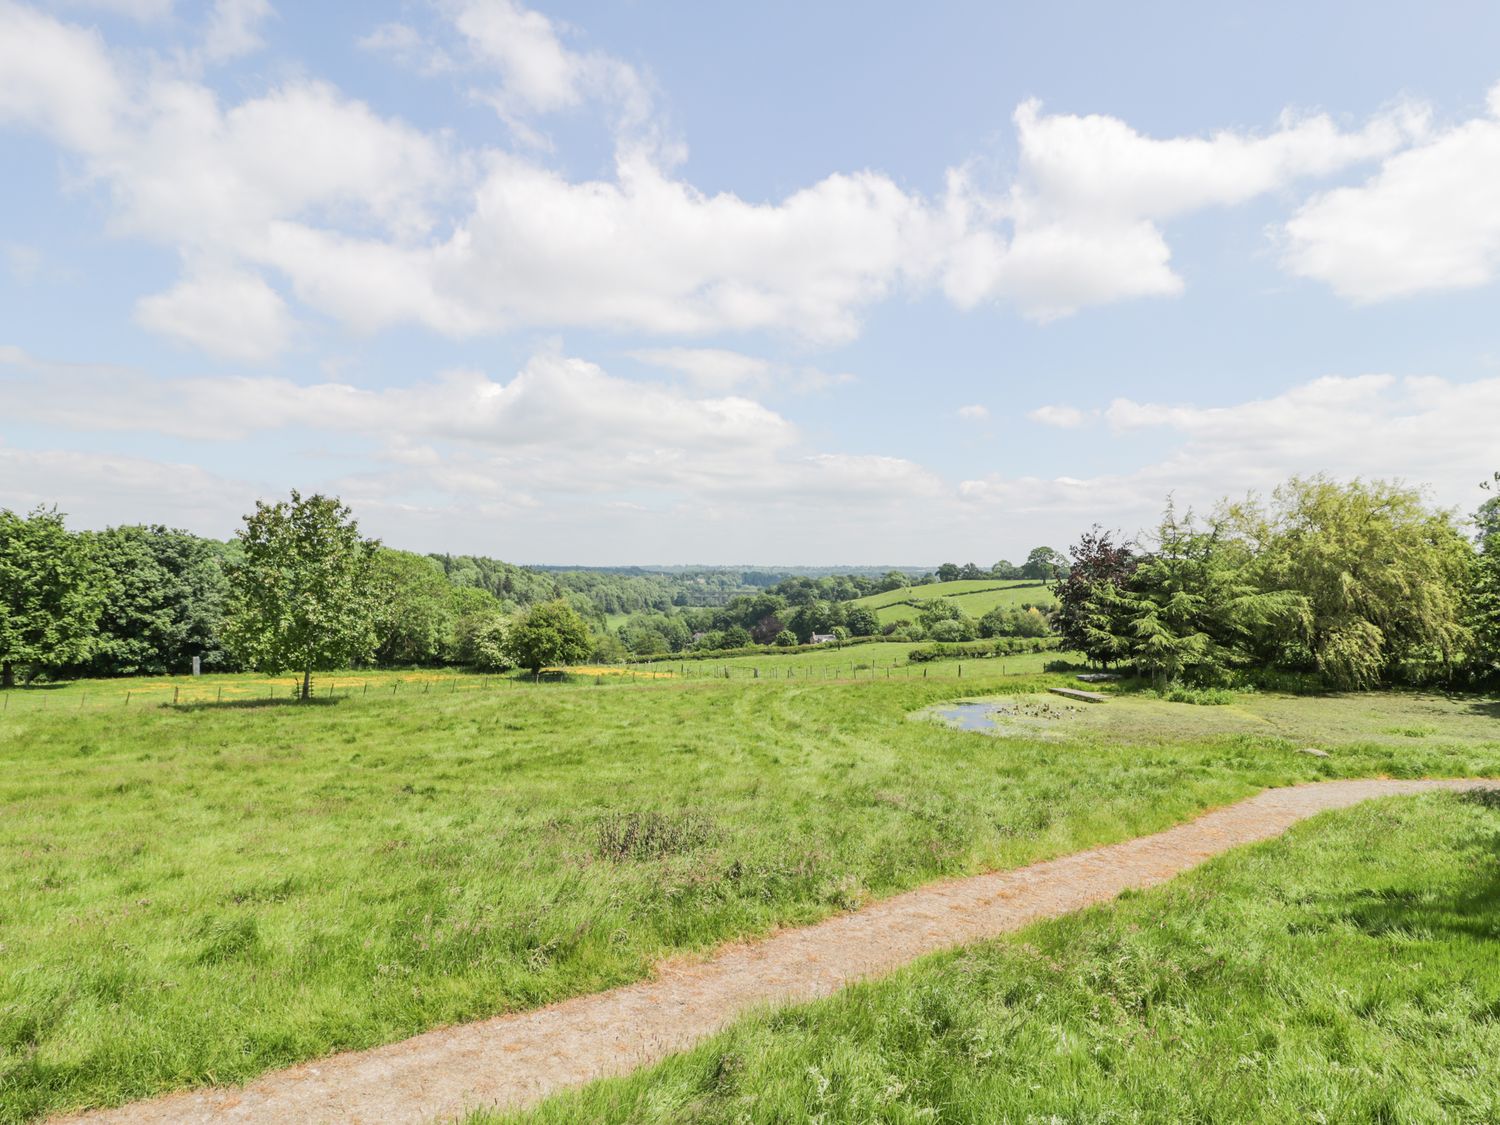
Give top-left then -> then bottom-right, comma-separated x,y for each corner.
10,474 -> 1487,692
1053,476 -> 1500,689
0,495 -> 1066,680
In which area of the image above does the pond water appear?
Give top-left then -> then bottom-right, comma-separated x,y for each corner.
928,701 -> 1007,731
919,695 -> 1086,737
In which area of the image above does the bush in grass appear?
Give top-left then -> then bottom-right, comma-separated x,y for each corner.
773,629 -> 797,647
979,606 -> 1052,638
467,616 -> 513,672
1147,684 -> 1236,705
928,619 -> 977,642
503,600 -> 591,675
916,598 -> 966,633
590,632 -> 628,664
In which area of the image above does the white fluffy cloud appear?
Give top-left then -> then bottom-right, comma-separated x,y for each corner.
5,342 -> 1490,560
0,347 -> 933,509
628,347 -> 773,391
957,404 -> 989,421
1027,404 -> 1087,428
943,98 -> 1426,319
199,0 -> 273,64
972,373 -> 1500,543
0,443 -> 257,532
0,1 -> 1443,359
626,347 -> 854,395
134,268 -> 293,361
1282,83 -> 1500,301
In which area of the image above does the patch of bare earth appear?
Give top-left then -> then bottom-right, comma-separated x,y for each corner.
54,778 -> 1500,1125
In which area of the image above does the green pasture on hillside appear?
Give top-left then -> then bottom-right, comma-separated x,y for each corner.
2,672 -> 1497,1121
634,643 -> 1062,678
497,791 -> 1500,1123
846,579 -> 1056,626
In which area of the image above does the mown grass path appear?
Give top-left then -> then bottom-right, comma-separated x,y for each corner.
54,778 -> 1500,1125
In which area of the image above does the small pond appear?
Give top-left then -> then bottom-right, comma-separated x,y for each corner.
917,695 -> 1086,738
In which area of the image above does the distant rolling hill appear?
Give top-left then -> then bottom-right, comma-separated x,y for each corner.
848,579 -> 1056,625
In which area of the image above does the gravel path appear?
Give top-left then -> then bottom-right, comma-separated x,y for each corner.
56,778 -> 1500,1125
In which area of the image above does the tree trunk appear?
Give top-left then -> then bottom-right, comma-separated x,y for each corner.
301,668 -> 311,701
1,661 -> 13,690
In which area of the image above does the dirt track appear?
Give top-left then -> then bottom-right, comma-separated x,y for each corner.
55,778 -> 1500,1125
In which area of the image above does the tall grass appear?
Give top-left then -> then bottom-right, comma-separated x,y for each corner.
1,673 -> 1497,1120
494,792 -> 1500,1123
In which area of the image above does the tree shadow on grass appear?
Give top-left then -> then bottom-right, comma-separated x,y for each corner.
172,697 -> 347,712
1463,698 -> 1500,721
1318,798 -> 1500,943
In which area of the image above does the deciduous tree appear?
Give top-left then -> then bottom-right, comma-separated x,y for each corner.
1230,477 -> 1470,688
221,491 -> 380,700
503,599 -> 591,676
1053,527 -> 1136,666
0,506 -> 100,688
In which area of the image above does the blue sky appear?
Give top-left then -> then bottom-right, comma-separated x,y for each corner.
2,0 -> 1498,563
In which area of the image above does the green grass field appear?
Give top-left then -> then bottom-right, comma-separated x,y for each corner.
2,672 -> 1497,1121
846,579 -> 1056,626
494,790 -> 1500,1123
0,646 -> 1057,717
918,689 -> 1500,749
634,643 -> 1060,678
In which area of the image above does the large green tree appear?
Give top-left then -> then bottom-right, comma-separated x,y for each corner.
1053,527 -> 1137,667
1228,477 -> 1471,688
1021,546 -> 1068,581
0,506 -> 100,687
1470,475 -> 1500,677
1109,507 -> 1264,688
78,525 -> 230,676
503,599 -> 591,677
370,549 -> 456,665
220,492 -> 380,699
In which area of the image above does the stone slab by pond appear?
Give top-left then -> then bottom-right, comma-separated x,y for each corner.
1048,686 -> 1109,702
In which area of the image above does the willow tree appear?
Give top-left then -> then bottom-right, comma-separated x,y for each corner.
1471,477 -> 1500,676
1229,477 -> 1472,688
221,492 -> 380,700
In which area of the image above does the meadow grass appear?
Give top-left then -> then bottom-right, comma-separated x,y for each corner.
918,689 -> 1500,749
2,672 -> 1497,1120
633,643 -> 1060,677
490,790 -> 1500,1123
0,644 -> 1049,717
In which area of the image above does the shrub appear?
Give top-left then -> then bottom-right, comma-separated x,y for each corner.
1140,684 -> 1236,705
467,616 -> 512,672
928,619 -> 976,642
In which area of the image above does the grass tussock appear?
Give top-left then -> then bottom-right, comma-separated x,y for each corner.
594,812 -> 717,861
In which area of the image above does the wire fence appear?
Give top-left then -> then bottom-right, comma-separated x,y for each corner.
0,658 -> 1028,716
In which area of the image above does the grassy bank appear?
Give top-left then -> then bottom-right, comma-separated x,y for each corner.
2,673 -> 1498,1120
496,790 -> 1500,1122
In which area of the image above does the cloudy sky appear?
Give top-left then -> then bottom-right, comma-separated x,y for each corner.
2,1 -> 1498,563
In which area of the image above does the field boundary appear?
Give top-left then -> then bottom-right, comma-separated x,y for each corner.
53,777 -> 1500,1125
